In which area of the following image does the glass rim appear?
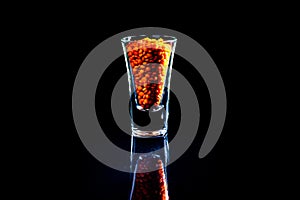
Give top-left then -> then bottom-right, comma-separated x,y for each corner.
121,34 -> 177,43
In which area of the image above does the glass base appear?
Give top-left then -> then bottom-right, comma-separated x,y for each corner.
132,129 -> 167,138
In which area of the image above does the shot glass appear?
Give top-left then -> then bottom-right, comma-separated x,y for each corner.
121,35 -> 177,137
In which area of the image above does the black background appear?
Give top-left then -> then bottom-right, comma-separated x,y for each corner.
27,18 -> 284,199
4,3 -> 296,198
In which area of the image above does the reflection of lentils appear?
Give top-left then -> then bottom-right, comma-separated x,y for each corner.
131,159 -> 169,200
126,38 -> 171,110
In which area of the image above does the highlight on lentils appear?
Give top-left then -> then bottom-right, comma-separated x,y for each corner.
126,37 -> 171,110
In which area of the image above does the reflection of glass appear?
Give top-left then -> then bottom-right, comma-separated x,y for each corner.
130,136 -> 169,200
122,35 -> 177,137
